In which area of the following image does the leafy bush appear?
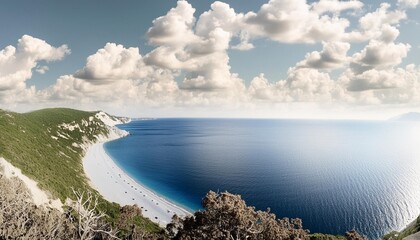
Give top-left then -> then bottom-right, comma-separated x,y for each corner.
167,191 -> 308,240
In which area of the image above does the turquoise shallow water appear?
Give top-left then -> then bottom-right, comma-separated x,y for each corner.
105,119 -> 420,239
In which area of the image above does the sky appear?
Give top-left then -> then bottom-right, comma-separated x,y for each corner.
1,0 -> 420,119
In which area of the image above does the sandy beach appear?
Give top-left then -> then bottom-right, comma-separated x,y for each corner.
83,141 -> 191,227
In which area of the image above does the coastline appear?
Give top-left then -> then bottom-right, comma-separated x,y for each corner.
83,128 -> 191,227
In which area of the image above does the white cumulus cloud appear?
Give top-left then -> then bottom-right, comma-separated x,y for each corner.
350,40 -> 410,74
0,35 -> 69,104
296,41 -> 351,69
243,0 -> 360,43
74,43 -> 151,82
145,1 -> 245,93
311,0 -> 364,14
398,0 -> 420,9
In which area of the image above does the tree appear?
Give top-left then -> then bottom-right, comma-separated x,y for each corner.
167,191 -> 309,240
345,230 -> 367,240
67,189 -> 119,240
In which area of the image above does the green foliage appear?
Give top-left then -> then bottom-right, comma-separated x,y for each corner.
132,216 -> 162,233
383,216 -> 420,240
113,204 -> 163,239
383,231 -> 400,240
309,233 -> 346,240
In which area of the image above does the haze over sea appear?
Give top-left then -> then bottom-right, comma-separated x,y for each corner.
105,119 -> 420,239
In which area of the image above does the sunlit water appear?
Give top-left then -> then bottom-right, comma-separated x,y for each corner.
105,119 -> 420,239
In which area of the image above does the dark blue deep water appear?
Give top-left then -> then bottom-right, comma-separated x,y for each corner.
105,119 -> 420,239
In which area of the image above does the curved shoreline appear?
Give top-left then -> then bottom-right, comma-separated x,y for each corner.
83,138 -> 191,227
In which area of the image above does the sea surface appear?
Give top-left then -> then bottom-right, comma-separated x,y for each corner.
104,119 -> 420,239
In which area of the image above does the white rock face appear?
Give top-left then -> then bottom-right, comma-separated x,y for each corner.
59,122 -> 79,131
95,111 -> 130,127
94,111 -> 130,143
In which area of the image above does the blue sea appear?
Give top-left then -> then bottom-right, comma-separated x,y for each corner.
104,119 -> 420,239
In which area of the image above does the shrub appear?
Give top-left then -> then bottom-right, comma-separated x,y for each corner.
167,191 -> 308,240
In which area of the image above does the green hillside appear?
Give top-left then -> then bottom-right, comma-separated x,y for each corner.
0,108 -> 106,200
0,108 -> 159,232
